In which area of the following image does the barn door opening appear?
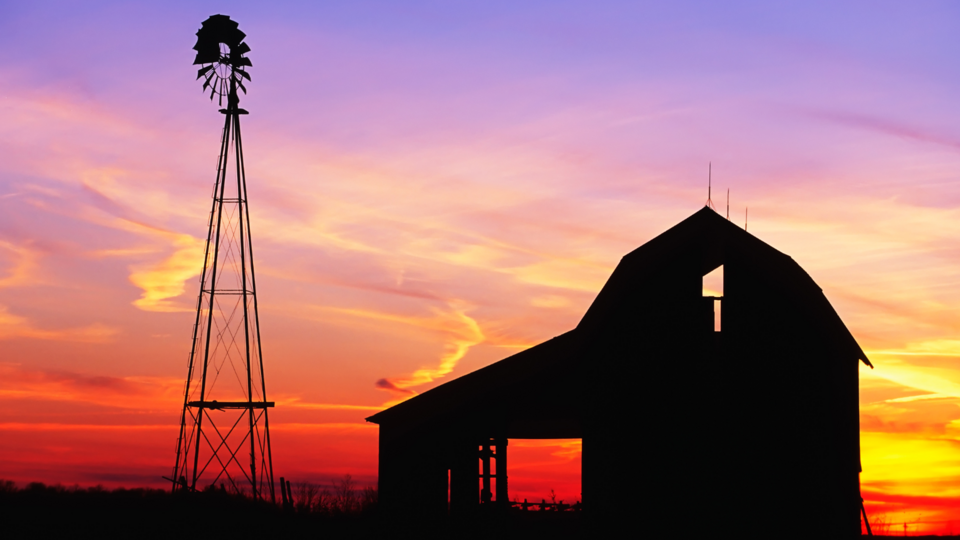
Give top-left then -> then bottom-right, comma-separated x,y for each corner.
504,439 -> 582,513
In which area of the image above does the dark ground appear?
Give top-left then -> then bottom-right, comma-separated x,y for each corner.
3,482 -> 957,538
0,481 -> 584,539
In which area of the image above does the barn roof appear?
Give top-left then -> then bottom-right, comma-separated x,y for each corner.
366,207 -> 870,426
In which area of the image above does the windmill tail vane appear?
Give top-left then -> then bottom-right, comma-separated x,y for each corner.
193,14 -> 252,107
171,15 -> 275,501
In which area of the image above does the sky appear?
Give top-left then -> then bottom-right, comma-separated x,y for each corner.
0,0 -> 959,533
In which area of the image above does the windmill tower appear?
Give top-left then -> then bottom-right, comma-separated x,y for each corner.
170,14 -> 275,501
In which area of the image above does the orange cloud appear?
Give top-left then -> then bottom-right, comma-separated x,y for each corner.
269,422 -> 378,433
71,176 -> 207,313
861,351 -> 960,400
276,397 -> 384,412
128,231 -> 204,312
0,306 -> 118,343
0,363 -> 181,409
319,302 -> 485,393
0,240 -> 40,288
0,423 -> 171,432
511,439 -> 582,461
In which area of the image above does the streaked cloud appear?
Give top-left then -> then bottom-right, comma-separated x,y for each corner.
0,241 -> 40,289
0,423 -> 172,431
511,439 -> 583,461
0,363 -> 180,408
128,231 -> 204,312
278,398 -> 384,412
313,301 -> 485,394
862,356 -> 960,400
804,108 -> 960,152
0,306 -> 117,343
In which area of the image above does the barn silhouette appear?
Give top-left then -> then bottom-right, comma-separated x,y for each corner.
367,207 -> 871,536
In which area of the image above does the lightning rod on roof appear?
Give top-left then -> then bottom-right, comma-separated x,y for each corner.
726,189 -> 730,220
706,162 -> 715,210
745,207 -> 749,231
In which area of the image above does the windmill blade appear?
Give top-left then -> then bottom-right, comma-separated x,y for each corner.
236,79 -> 247,95
202,73 -> 215,91
194,51 -> 220,65
198,15 -> 245,47
234,42 -> 251,55
236,68 -> 251,81
197,64 -> 214,80
224,27 -> 246,47
193,42 -> 220,65
236,57 -> 252,68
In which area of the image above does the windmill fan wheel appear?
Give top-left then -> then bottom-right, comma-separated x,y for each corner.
193,14 -> 252,106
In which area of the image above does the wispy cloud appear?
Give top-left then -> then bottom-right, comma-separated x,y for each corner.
128,231 -> 204,312
861,359 -> 960,401
373,378 -> 416,395
0,306 -> 118,343
0,363 -> 180,409
0,423 -> 172,431
511,439 -> 583,461
311,301 -> 485,394
805,108 -> 960,151
862,341 -> 960,404
277,397 -> 384,412
884,393 -> 956,404
76,178 -> 206,313
0,240 -> 40,288
371,303 -> 483,392
269,423 -> 378,432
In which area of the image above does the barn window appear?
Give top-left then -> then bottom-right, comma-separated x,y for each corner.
702,265 -> 723,332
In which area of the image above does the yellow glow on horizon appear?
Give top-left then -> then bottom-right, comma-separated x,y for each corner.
862,432 -> 960,496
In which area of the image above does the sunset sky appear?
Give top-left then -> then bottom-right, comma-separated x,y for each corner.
1,0 -> 959,533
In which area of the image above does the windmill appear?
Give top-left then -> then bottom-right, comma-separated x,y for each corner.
169,14 -> 275,501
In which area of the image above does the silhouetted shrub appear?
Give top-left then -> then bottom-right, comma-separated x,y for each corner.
285,474 -> 377,517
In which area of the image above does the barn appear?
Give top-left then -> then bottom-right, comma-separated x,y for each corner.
367,206 -> 870,536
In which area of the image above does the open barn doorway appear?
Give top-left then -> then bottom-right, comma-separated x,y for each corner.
445,438 -> 582,513
504,439 -> 582,512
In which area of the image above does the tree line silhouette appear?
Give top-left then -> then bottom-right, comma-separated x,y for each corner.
0,476 -> 379,538
1,478 -> 595,538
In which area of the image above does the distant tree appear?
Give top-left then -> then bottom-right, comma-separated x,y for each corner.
869,513 -> 890,535
294,481 -> 320,513
335,474 -> 357,514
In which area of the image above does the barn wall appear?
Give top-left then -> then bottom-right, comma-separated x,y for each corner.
583,255 -> 704,533
377,425 -> 449,520
582,241 -> 862,536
